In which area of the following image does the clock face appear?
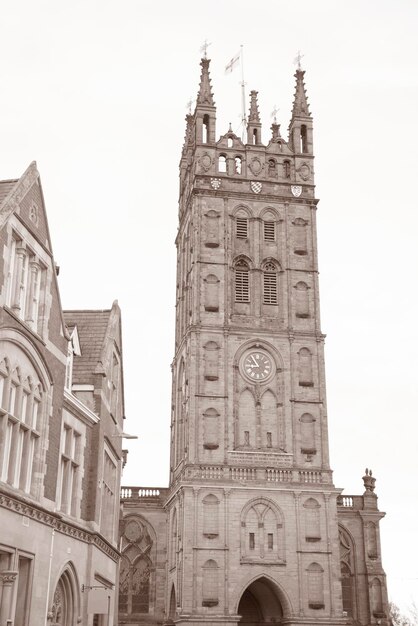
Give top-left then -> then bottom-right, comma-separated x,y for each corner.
242,351 -> 273,382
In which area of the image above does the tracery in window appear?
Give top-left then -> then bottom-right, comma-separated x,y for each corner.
241,499 -> 284,562
263,262 -> 278,305
120,517 -> 154,615
119,555 -> 151,615
0,352 -> 43,494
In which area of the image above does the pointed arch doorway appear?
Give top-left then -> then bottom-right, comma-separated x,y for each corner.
238,577 -> 284,626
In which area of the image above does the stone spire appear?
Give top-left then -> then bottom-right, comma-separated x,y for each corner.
196,58 -> 215,107
248,90 -> 260,122
290,69 -> 311,119
181,114 -> 194,158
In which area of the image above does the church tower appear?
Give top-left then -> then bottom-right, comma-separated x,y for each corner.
163,56 -> 389,626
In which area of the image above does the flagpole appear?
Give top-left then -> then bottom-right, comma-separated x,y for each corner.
240,45 -> 246,142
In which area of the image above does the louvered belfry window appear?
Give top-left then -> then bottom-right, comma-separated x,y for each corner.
264,221 -> 275,241
263,263 -> 278,304
235,260 -> 250,302
236,217 -> 248,239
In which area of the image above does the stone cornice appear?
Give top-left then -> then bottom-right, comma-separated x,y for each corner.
0,489 -> 119,562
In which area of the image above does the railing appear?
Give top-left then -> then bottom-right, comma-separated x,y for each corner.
337,495 -> 364,510
180,466 -> 332,484
266,469 -> 293,482
120,486 -> 168,500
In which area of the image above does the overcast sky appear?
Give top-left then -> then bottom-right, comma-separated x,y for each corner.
1,0 -> 417,613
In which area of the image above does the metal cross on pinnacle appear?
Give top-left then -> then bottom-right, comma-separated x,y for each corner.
293,50 -> 304,70
200,39 -> 211,59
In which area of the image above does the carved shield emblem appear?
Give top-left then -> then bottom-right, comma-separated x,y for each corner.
250,181 -> 262,194
210,178 -> 221,190
291,185 -> 302,197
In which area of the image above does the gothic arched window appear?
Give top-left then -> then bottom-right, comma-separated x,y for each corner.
235,260 -> 250,303
203,114 -> 209,143
283,160 -> 291,178
235,156 -> 242,174
0,343 -> 47,496
218,155 -> 227,173
263,262 -> 278,305
236,216 -> 248,239
241,499 -> 284,563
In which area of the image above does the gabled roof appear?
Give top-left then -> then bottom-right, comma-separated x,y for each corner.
0,179 -> 18,205
63,309 -> 111,384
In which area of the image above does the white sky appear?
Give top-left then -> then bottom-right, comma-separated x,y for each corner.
1,0 -> 417,613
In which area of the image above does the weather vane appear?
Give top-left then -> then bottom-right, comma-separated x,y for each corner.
200,39 -> 211,59
271,105 -> 279,124
293,50 -> 304,70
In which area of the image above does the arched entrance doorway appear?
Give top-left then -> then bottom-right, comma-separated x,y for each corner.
238,577 -> 284,626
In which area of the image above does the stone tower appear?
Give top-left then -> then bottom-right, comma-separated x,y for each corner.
119,56 -> 389,626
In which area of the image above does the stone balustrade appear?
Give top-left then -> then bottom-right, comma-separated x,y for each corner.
336,495 -> 365,510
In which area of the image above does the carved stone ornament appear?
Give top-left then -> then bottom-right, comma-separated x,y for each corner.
297,163 -> 310,181
199,152 -> 212,172
250,181 -> 262,194
210,178 -> 221,190
291,185 -> 302,197
248,157 -> 263,176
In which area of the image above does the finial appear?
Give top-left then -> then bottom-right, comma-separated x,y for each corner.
228,122 -> 233,132
200,39 -> 211,59
362,468 -> 376,493
290,65 -> 311,119
248,90 -> 260,122
293,50 -> 305,71
196,57 -> 215,107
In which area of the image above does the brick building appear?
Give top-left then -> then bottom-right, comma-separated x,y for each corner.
0,162 -> 124,625
120,57 -> 389,626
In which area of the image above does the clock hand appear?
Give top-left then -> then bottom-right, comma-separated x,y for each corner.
250,355 -> 258,366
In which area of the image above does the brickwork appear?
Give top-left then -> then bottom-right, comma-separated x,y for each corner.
0,163 -> 124,625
